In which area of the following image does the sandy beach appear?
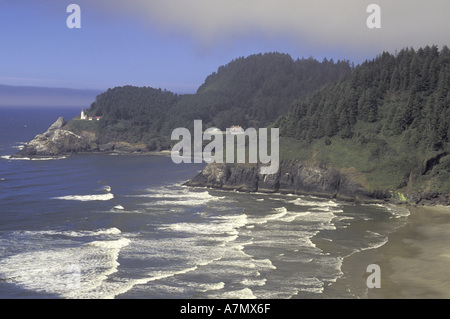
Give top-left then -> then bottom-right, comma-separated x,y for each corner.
336,204 -> 450,299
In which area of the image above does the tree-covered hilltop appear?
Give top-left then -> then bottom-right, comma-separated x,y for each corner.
77,52 -> 351,150
275,45 -> 450,199
83,86 -> 180,149
190,52 -> 351,128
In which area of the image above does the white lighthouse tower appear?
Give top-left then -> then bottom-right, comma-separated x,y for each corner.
80,108 -> 87,120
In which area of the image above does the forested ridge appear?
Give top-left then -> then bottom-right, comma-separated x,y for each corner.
277,46 -> 450,147
85,86 -> 180,148
81,52 -> 351,149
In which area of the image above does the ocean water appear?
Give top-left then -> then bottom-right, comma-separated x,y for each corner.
0,107 -> 410,299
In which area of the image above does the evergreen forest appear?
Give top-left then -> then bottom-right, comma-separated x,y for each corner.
275,46 -> 450,195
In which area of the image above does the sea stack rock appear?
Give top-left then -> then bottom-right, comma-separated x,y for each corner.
14,117 -> 90,157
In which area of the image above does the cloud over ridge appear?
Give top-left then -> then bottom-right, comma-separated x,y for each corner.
89,0 -> 450,56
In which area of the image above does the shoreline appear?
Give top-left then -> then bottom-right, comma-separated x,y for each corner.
6,149 -> 173,160
337,204 -> 450,299
185,182 -> 450,298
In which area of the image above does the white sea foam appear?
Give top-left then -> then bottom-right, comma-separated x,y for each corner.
289,197 -> 341,208
16,227 -> 122,239
240,277 -> 267,287
96,265 -> 204,299
122,208 -> 281,299
248,206 -> 336,230
385,204 -> 411,218
98,185 -> 112,193
88,234 -> 233,299
249,209 -> 285,224
138,188 -> 226,207
10,143 -> 25,150
89,238 -> 130,249
1,155 -> 67,161
199,282 -> 225,292
221,288 -> 256,299
360,231 -> 389,251
0,228 -> 130,299
296,277 -> 326,294
162,213 -> 247,237
81,227 -> 122,236
53,193 -> 114,201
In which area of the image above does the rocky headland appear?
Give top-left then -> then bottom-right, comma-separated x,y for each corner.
12,117 -> 150,158
13,117 -> 90,157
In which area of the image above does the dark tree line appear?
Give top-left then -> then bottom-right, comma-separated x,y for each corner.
276,45 -> 450,153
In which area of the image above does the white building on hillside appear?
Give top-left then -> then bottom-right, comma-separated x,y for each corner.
80,108 -> 102,121
229,125 -> 244,134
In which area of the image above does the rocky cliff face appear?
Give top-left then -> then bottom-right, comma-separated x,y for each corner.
14,117 -> 91,157
186,161 -> 450,205
185,161 -> 390,203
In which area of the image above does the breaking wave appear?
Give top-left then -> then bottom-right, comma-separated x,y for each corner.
0,228 -> 130,299
53,193 -> 114,201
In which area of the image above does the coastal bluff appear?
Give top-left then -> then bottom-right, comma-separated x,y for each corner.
185,161 -> 450,206
185,161 -> 389,203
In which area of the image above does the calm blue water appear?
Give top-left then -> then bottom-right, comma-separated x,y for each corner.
0,107 -> 410,299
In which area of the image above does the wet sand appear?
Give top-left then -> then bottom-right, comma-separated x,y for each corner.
338,205 -> 450,299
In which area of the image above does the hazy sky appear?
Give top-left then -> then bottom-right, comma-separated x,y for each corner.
1,0 -> 449,93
